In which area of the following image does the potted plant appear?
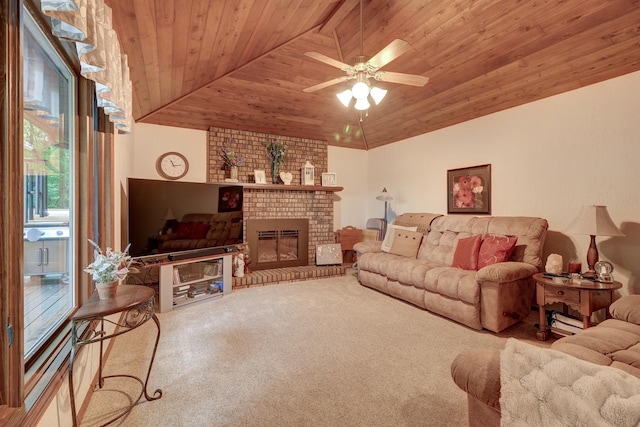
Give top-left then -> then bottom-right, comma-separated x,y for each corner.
84,239 -> 138,299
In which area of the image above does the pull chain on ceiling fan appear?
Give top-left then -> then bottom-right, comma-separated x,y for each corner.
303,0 -> 429,113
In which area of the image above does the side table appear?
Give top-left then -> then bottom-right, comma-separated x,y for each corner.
533,272 -> 622,341
69,285 -> 162,426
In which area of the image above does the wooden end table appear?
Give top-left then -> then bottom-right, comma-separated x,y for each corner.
533,272 -> 622,341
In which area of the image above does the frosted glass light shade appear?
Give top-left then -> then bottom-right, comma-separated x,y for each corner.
336,90 -> 352,107
376,187 -> 393,202
370,87 -> 387,104
354,98 -> 370,110
351,81 -> 370,99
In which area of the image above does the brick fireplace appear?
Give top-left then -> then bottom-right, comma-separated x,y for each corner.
207,127 -> 339,268
242,187 -> 335,266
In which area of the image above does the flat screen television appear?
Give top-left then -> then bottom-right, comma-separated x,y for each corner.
127,178 -> 243,257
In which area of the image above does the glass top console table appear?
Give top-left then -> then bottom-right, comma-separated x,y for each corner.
69,285 -> 162,426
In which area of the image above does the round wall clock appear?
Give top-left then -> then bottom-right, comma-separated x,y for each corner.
156,152 -> 189,180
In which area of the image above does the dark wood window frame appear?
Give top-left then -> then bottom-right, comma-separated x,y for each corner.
1,1 -> 116,424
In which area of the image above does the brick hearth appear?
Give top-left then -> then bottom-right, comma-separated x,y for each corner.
233,265 -> 346,288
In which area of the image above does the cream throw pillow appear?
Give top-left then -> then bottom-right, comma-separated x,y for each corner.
381,224 -> 418,252
389,230 -> 423,258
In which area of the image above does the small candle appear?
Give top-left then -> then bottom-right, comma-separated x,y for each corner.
568,261 -> 582,274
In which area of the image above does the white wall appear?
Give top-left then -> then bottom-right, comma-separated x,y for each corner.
328,145 -> 368,229
132,123 -> 208,181
367,71 -> 640,295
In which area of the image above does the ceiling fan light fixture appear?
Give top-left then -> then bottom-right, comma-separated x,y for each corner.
351,81 -> 370,100
370,86 -> 387,105
303,0 -> 428,118
354,98 -> 370,111
336,90 -> 353,107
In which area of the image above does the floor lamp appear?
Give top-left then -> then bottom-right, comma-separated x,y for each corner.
376,188 -> 393,238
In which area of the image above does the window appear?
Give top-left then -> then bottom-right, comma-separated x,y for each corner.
22,9 -> 76,361
1,2 -> 115,421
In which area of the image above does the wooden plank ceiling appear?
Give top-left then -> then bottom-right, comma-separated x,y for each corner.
107,0 -> 640,150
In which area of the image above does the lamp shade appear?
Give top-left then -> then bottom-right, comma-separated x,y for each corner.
376,187 -> 393,202
564,205 -> 624,237
163,208 -> 177,221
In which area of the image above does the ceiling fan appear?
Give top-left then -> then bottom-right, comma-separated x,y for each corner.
303,0 -> 429,111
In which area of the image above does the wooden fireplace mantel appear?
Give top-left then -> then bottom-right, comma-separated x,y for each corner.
214,182 -> 343,192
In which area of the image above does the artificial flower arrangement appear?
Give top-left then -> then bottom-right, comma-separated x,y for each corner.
262,138 -> 287,164
84,239 -> 138,284
452,175 -> 484,208
220,138 -> 245,168
262,138 -> 287,183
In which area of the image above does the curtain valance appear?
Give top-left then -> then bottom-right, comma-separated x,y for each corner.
41,0 -> 132,133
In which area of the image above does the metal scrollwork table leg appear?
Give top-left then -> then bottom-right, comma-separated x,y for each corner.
68,286 -> 162,426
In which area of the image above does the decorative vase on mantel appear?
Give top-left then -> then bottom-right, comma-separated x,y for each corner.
271,162 -> 280,184
225,165 -> 239,183
95,281 -> 119,300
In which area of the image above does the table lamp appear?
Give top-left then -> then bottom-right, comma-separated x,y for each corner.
376,188 -> 393,237
564,205 -> 624,274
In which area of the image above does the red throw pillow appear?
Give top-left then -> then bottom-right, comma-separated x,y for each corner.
452,235 -> 482,270
188,222 -> 210,239
477,235 -> 518,269
175,222 -> 193,238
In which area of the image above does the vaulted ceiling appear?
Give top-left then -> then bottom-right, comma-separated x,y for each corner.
107,0 -> 640,150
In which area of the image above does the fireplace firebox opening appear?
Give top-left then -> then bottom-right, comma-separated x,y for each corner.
247,219 -> 309,270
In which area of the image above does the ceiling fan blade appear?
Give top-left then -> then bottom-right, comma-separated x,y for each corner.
303,76 -> 352,93
373,71 -> 429,87
367,39 -> 413,69
304,52 -> 353,71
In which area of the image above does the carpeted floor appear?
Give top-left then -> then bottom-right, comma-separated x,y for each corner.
81,271 -> 552,426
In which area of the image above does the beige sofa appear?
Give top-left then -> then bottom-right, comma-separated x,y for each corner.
451,295 -> 640,426
353,213 -> 548,333
156,212 -> 243,252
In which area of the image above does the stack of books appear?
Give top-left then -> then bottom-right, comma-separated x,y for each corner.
549,311 -> 584,336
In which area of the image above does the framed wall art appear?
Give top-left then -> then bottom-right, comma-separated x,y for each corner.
447,164 -> 491,214
321,172 -> 337,186
218,186 -> 243,212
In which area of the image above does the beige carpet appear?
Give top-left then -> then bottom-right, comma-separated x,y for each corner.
81,272 -> 551,426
